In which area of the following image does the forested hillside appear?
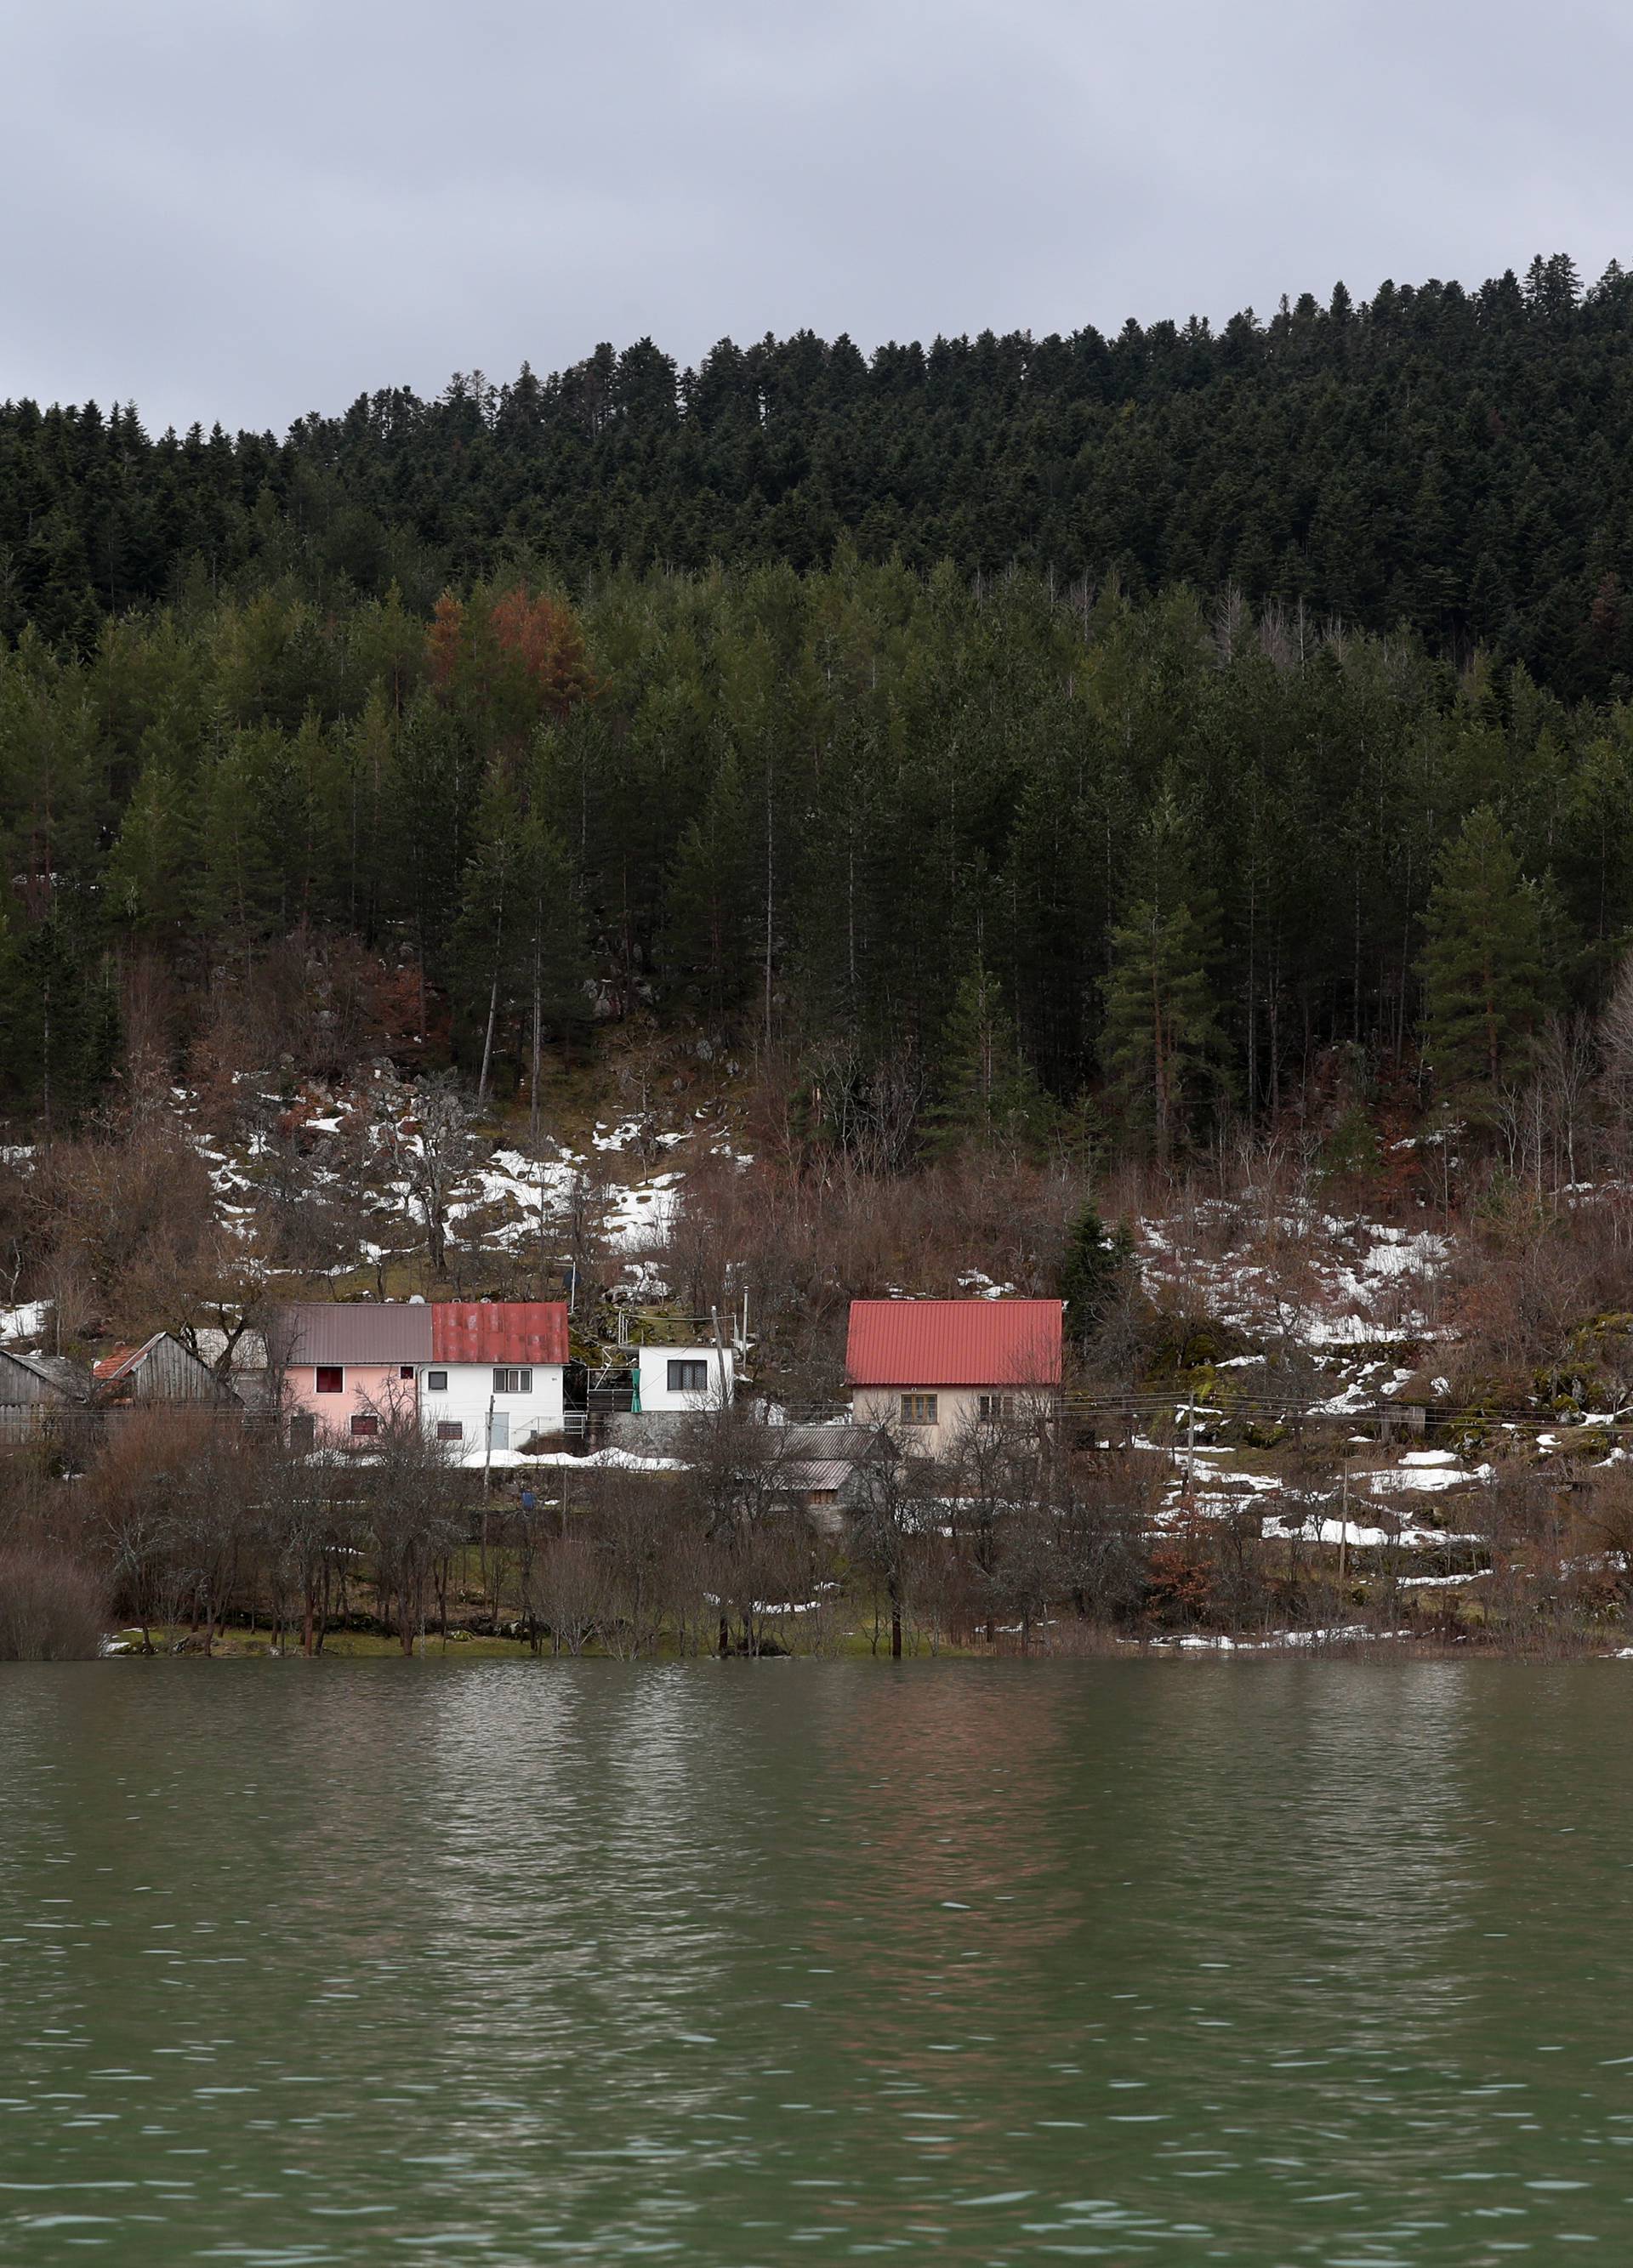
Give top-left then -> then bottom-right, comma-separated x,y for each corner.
0,560 -> 1627,1151
6,253 -> 1633,693
3,251 -> 1633,1157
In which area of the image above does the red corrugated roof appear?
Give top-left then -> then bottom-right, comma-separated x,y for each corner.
430,1302 -> 569,1366
845,1299 -> 1062,1388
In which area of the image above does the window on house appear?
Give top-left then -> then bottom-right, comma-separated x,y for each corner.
400,1365 -> 416,1381
350,1413 -> 379,1438
436,1421 -> 464,1443
492,1367 -> 532,1395
425,1369 -> 447,1393
900,1393 -> 939,1426
978,1394 -> 1017,1422
668,1359 -> 708,1395
288,1413 -> 316,1452
315,1367 -> 343,1395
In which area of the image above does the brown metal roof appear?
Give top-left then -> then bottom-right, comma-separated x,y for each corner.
430,1303 -> 569,1366
845,1299 -> 1063,1389
272,1304 -> 434,1367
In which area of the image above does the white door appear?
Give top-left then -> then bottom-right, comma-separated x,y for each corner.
486,1410 -> 509,1452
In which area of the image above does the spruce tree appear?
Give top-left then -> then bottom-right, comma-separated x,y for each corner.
1061,1201 -> 1136,1354
1417,804 -> 1552,1097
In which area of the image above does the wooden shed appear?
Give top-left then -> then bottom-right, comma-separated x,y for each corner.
93,1333 -> 240,1406
0,1346 -> 86,1444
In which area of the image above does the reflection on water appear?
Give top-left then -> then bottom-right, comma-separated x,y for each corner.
3,1661 -> 1633,2263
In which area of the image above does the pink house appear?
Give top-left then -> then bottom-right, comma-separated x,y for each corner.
271,1303 -> 432,1446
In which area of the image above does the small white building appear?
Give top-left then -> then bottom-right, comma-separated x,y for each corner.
633,1341 -> 734,1414
419,1302 -> 570,1457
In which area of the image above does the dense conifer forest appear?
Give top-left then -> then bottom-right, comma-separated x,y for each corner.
3,250 -> 1633,1147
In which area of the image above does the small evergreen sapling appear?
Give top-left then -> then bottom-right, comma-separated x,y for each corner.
1061,1201 -> 1136,1355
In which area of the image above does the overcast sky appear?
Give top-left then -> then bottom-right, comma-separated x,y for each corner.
3,0 -> 1629,436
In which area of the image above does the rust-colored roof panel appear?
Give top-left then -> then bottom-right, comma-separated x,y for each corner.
430,1303 -> 569,1366
272,1304 -> 433,1367
845,1299 -> 1062,1388
93,1333 -> 176,1382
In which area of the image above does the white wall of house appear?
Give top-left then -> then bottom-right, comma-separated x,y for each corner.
418,1361 -> 566,1453
851,1383 -> 1038,1450
635,1343 -> 734,1413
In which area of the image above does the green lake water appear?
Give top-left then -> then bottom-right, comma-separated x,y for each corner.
4,1660 -> 1633,2264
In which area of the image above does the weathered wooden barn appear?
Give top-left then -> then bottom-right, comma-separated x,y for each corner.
0,1346 -> 87,1444
92,1333 -> 241,1406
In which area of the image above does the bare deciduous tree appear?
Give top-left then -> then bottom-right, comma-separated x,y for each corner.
383,1071 -> 473,1275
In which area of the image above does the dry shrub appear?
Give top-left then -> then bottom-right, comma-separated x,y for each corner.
0,1546 -> 107,1660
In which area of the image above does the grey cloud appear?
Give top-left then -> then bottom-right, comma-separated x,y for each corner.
0,0 -> 1625,434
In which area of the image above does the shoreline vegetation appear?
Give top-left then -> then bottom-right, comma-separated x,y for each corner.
9,1362 -> 1633,1663
94,1625 -> 1633,1663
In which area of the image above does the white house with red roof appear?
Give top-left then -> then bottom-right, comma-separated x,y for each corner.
845,1299 -> 1063,1449
420,1301 -> 569,1457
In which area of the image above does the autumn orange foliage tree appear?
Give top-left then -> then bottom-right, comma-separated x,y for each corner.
426,583 -> 596,744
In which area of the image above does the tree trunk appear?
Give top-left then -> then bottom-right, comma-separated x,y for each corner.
477,969 -> 499,1106
763,755 -> 775,1053
529,940 -> 543,1145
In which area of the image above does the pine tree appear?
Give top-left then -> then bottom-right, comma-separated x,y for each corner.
0,900 -> 21,1109
193,736 -> 278,939
515,804 -> 589,1130
1101,898 -> 1224,1159
388,692 -> 480,993
105,759 -> 191,937
1417,804 -> 1553,1096
455,757 -> 589,1107
926,963 -> 1054,1157
9,910 -> 119,1130
455,763 -> 524,1101
663,754 -> 754,1029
